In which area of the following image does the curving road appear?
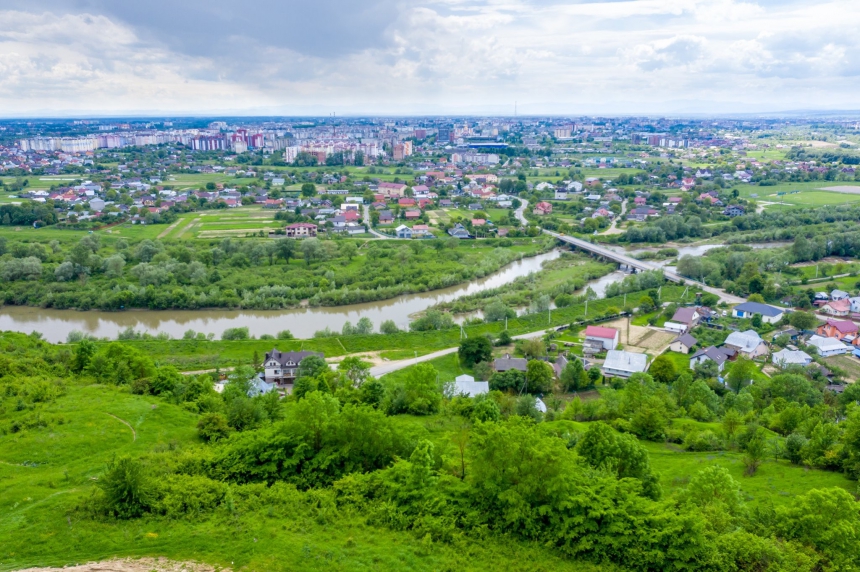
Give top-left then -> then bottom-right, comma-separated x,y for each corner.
369,327 -> 553,377
363,204 -> 394,239
514,199 -> 529,226
544,230 -> 746,304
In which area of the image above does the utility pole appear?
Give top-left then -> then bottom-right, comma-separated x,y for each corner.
585,299 -> 588,317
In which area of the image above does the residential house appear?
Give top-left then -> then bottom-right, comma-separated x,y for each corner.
404,210 -> 421,220
533,201 -> 553,215
453,374 -> 489,397
849,297 -> 860,313
626,206 -> 658,221
262,349 -> 324,386
772,349 -> 813,367
822,299 -> 851,316
732,302 -> 784,324
831,289 -> 850,301
378,182 -> 408,197
689,346 -> 734,372
552,354 -> 569,379
817,319 -> 859,344
584,325 -> 619,350
723,205 -> 745,217
284,222 -> 318,238
554,189 -> 568,200
448,223 -> 471,239
468,203 -> 483,211
603,350 -> 648,378
395,225 -> 413,239
411,224 -> 432,237
807,335 -> 849,357
669,333 -> 697,354
494,354 -> 528,372
724,329 -> 769,358
378,210 -> 394,225
665,307 -> 700,334
471,218 -> 486,227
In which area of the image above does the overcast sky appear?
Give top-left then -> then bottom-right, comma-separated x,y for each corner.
0,0 -> 858,116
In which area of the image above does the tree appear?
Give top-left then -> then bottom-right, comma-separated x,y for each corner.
726,357 -> 757,393
71,339 -> 96,373
275,238 -> 296,264
789,311 -> 817,331
588,366 -> 602,385
339,242 -> 358,261
560,358 -> 588,392
338,356 -> 371,386
649,355 -> 677,384
301,183 -> 316,197
750,314 -> 763,328
484,299 -> 514,322
678,466 -> 746,526
496,330 -> 512,346
722,409 -> 743,440
693,359 -> 718,380
489,369 -> 525,392
402,363 -> 441,415
299,355 -> 329,379
459,337 -> 493,367
742,429 -> 766,476
576,422 -> 662,500
300,238 -> 324,265
521,337 -> 545,359
526,360 -> 553,394
380,320 -> 400,335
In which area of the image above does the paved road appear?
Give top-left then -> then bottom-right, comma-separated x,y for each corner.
369,328 -> 552,377
363,204 -> 393,239
602,199 -> 627,235
514,199 -> 529,225
544,230 -> 746,304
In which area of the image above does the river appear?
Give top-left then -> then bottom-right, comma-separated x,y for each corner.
0,250 -> 569,343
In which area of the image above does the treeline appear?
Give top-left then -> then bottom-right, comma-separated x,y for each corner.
0,234 -> 552,311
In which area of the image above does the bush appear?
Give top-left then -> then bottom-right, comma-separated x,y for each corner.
96,456 -> 153,519
222,327 -> 250,341
684,430 -> 723,452
197,412 -> 231,442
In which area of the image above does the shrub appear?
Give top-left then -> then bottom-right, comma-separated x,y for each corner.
222,327 -> 250,341
96,456 -> 154,519
197,412 -> 231,442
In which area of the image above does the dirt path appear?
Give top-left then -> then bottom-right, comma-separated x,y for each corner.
156,218 -> 184,239
15,558 -> 230,572
176,217 -> 200,238
105,413 -> 136,442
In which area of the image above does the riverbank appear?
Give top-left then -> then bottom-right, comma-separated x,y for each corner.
0,248 -> 563,342
95,284 -> 693,371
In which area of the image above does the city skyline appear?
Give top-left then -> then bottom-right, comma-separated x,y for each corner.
0,0 -> 859,116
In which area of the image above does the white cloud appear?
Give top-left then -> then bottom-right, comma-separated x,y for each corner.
0,0 -> 859,114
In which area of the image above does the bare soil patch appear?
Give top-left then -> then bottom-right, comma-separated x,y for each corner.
819,186 -> 860,194
598,318 -> 675,353
15,557 -> 230,572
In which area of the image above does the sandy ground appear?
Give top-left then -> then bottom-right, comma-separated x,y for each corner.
15,558 -> 231,572
599,318 -> 675,354
819,186 -> 860,194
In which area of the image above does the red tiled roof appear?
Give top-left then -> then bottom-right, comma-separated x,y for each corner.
585,325 -> 618,339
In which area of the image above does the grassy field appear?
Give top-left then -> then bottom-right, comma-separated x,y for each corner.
0,382 -> 611,572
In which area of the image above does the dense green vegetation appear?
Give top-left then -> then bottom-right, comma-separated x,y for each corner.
1,331 -> 859,572
0,234 -> 552,310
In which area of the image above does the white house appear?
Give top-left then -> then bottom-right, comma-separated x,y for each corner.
603,350 -> 648,378
584,325 -> 619,350
831,289 -> 850,301
689,346 -> 734,372
772,349 -> 813,367
664,321 -> 688,335
732,302 -> 784,324
453,374 -> 490,397
554,189 -> 568,200
724,330 -> 769,358
807,335 -> 849,357
395,225 -> 413,239
849,297 -> 860,313
669,333 -> 697,354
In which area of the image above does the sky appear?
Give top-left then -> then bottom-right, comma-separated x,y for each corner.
0,0 -> 858,116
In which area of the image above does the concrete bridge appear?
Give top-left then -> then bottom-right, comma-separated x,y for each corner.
544,230 -> 746,304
